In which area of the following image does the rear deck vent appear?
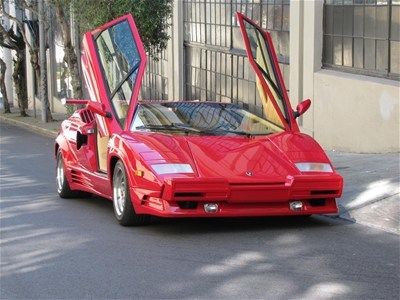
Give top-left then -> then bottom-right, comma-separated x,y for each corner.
308,199 -> 326,207
79,109 -> 94,124
177,201 -> 198,209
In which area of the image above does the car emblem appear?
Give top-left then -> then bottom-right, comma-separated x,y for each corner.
246,171 -> 253,176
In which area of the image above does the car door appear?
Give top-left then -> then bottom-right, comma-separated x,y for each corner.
236,12 -> 297,132
81,14 -> 147,172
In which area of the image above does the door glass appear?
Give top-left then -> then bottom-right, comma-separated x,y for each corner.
95,20 -> 141,125
243,20 -> 287,128
110,70 -> 139,125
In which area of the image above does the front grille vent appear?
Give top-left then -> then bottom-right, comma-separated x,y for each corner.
308,199 -> 326,207
310,190 -> 338,195
174,192 -> 204,198
177,201 -> 198,209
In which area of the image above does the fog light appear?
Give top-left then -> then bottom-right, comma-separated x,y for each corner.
204,203 -> 219,213
289,201 -> 303,211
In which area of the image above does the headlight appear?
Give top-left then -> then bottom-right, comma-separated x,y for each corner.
295,162 -> 333,173
151,163 -> 194,175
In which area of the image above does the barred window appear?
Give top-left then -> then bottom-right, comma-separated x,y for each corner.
183,0 -> 290,116
141,50 -> 169,100
323,0 -> 400,80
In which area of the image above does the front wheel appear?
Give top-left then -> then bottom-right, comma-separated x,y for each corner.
112,160 -> 149,226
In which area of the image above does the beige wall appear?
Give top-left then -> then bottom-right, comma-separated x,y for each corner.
291,0 -> 399,153
310,70 -> 399,153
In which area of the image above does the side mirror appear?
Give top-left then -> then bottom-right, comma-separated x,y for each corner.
294,99 -> 311,119
86,101 -> 112,119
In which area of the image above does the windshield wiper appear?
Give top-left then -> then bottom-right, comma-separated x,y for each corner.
135,123 -> 201,134
199,128 -> 253,137
136,124 -> 268,137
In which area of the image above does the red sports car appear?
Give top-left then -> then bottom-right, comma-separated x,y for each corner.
55,13 -> 343,226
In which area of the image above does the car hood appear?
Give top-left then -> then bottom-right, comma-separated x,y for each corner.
127,132 -> 332,182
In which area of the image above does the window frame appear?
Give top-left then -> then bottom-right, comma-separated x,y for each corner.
322,0 -> 399,81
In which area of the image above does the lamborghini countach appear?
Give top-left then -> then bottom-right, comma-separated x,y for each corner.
55,13 -> 343,225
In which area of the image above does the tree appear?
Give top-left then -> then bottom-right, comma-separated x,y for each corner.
73,0 -> 173,56
0,23 -> 28,116
52,0 -> 82,99
49,0 -> 172,105
0,57 -> 11,113
1,0 -> 53,119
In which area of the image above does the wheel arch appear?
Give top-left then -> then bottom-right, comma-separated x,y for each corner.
108,135 -> 138,187
109,155 -> 120,182
55,133 -> 69,159
55,143 -> 60,158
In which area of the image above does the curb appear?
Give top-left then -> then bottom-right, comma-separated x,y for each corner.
0,115 -> 58,139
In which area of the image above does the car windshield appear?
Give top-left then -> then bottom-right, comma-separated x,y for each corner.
131,102 -> 284,136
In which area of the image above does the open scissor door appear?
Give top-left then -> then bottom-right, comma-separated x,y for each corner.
81,14 -> 147,136
236,12 -> 296,131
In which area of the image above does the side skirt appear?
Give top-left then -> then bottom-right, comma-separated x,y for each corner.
66,166 -> 112,200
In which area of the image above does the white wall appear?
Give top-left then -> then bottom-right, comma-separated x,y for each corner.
290,0 -> 399,153
313,70 -> 399,153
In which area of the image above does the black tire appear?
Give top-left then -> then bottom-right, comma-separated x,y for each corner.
112,160 -> 150,226
56,150 -> 78,198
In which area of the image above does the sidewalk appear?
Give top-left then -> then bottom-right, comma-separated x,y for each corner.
0,109 -> 65,138
1,110 -> 399,234
327,151 -> 399,234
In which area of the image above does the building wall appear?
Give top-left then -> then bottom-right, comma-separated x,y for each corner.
313,70 -> 399,153
291,0 -> 399,153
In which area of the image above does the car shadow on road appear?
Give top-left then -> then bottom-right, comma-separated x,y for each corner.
146,214 -> 350,235
67,195 -> 350,235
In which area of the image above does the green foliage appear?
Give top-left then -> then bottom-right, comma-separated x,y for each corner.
72,0 -> 173,56
65,104 -> 75,116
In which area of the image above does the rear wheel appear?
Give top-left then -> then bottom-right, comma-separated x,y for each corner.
112,160 -> 149,226
56,150 -> 77,198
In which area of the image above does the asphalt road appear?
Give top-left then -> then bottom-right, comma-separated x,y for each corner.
1,123 -> 399,299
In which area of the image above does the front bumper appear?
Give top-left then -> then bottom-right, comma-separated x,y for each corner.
133,174 -> 343,217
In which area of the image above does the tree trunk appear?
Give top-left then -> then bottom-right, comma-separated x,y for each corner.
64,42 -> 82,99
27,36 -> 40,118
54,2 -> 83,100
30,47 -> 41,88
0,57 -> 11,113
12,50 -> 28,117
60,60 -> 67,98
38,0 -> 53,122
